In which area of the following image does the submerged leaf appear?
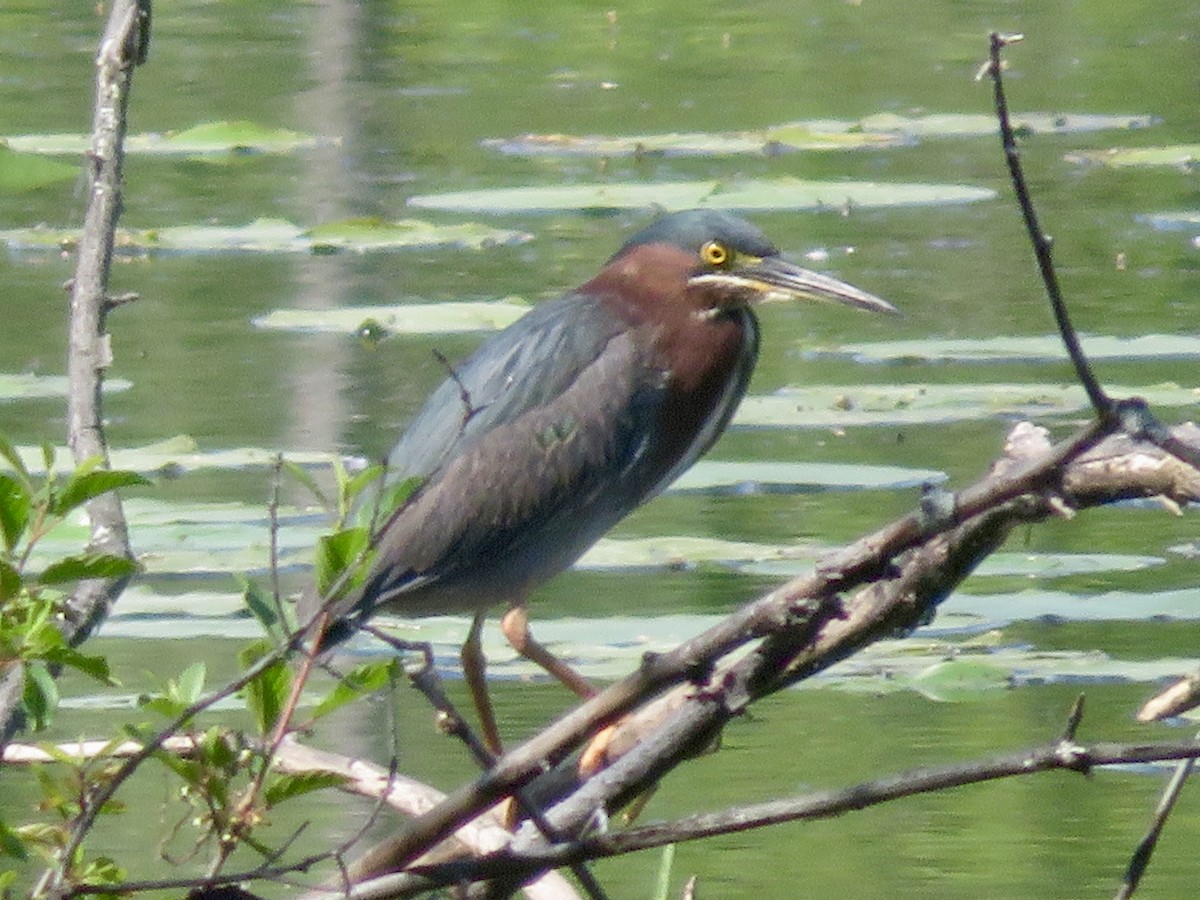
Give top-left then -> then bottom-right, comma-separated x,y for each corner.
0,145 -> 76,193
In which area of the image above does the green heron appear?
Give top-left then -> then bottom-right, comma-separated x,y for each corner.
305,209 -> 895,754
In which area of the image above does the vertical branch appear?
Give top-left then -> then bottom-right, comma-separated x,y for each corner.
62,0 -> 152,639
0,0 -> 153,749
984,32 -> 1110,418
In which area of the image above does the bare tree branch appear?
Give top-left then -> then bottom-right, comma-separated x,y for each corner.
0,0 -> 152,749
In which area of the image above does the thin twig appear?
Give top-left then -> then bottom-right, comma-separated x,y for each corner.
1114,732 -> 1200,900
984,32 -> 1111,418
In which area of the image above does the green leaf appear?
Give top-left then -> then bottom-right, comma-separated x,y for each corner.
314,527 -> 371,597
653,843 -> 676,900
22,662 -> 58,731
0,559 -> 21,601
199,725 -> 237,770
42,646 -> 115,684
37,553 -> 140,585
342,465 -> 386,509
0,817 -> 28,860
0,472 -> 29,553
51,466 -> 150,517
138,695 -> 186,719
237,576 -> 279,632
353,476 -> 422,531
0,431 -> 31,484
239,640 -> 291,735
282,459 -> 328,508
310,660 -> 396,720
174,662 -> 206,706
263,771 -> 348,807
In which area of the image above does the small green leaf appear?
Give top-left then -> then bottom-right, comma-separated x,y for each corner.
42,646 -> 115,685
174,662 -> 206,705
237,576 -> 279,632
354,476 -> 422,530
39,442 -> 55,476
0,432 -> 31,484
314,527 -> 371,597
37,553 -> 140,585
239,640 -> 291,735
138,695 -> 186,719
0,559 -> 21,601
0,818 -> 28,860
311,660 -> 396,720
22,662 -> 58,731
263,771 -> 348,807
0,472 -> 30,552
343,465 -> 386,509
282,459 -> 328,508
148,747 -> 203,788
51,467 -> 150,517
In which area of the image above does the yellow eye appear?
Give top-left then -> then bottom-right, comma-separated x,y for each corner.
700,240 -> 730,267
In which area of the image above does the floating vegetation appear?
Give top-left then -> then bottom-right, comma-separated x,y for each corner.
0,217 -> 531,255
408,178 -> 996,214
482,112 -> 1158,158
252,300 -> 532,336
3,120 -> 331,157
0,144 -> 77,192
1065,144 -> 1200,168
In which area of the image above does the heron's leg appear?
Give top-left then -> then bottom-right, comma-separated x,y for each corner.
500,603 -> 596,700
462,610 -> 503,756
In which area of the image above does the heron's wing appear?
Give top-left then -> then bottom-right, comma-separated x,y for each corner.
383,292 -> 633,484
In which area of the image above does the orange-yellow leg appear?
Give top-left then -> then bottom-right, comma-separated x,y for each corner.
499,603 -> 617,774
499,603 -> 596,701
461,610 -> 503,757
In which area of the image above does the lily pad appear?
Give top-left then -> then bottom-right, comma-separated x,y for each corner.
0,218 -> 531,256
826,638 -> 1200,693
858,111 -> 1158,138
577,536 -> 807,572
0,374 -> 131,401
252,300 -> 532,335
8,436 -> 335,477
0,144 -> 77,192
483,127 -> 905,158
738,551 -> 1166,581
909,657 -> 1012,702
1064,145 -> 1200,168
940,587 -> 1200,628
824,334 -> 1200,364
407,178 -> 997,215
1138,212 -> 1200,232
668,460 -> 946,494
481,113 -> 1157,159
3,121 -> 329,157
304,218 -> 532,252
733,382 -> 1198,429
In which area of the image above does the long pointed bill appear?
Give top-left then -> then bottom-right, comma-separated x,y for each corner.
696,254 -> 898,314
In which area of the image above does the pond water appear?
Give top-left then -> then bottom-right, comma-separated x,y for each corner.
1,1 -> 1198,896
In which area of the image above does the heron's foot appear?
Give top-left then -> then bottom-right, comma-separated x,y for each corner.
577,721 -> 619,776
